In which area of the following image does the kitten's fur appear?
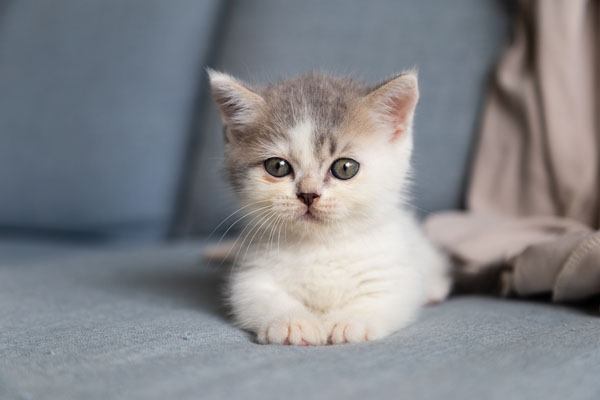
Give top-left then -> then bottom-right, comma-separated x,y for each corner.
208,70 -> 451,345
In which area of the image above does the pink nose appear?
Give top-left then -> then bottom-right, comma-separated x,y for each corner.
297,192 -> 320,207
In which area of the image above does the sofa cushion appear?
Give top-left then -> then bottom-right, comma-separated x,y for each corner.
177,0 -> 511,235
0,0 -> 222,240
0,237 -> 100,264
1,242 -> 599,400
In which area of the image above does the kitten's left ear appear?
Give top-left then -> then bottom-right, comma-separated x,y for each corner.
364,71 -> 419,141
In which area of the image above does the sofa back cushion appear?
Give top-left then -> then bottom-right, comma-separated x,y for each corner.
0,0 -> 222,240
176,0 -> 510,236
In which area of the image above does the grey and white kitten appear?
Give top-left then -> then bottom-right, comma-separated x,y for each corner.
208,70 -> 451,345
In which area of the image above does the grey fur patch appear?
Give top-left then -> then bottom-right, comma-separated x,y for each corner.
328,138 -> 338,156
220,72 -> 372,187
260,72 -> 362,155
211,70 -> 419,191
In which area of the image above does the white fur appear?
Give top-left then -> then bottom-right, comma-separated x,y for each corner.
230,210 -> 450,345
226,111 -> 451,345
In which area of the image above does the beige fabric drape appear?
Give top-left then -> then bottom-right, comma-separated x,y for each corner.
425,0 -> 600,302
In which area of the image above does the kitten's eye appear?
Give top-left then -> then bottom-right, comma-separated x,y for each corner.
264,157 -> 292,177
330,158 -> 360,180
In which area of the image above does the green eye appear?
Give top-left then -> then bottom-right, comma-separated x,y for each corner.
264,157 -> 292,177
331,158 -> 360,180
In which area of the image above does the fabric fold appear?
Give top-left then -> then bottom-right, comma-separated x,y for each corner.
426,0 -> 600,303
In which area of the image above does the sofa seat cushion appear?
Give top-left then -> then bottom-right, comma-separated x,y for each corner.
1,242 -> 599,400
0,237 -> 99,264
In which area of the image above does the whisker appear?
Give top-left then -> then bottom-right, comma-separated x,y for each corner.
215,205 -> 271,246
207,200 -> 270,240
276,218 -> 286,255
221,208 -> 271,270
241,210 -> 278,262
236,211 -> 278,265
266,214 -> 282,252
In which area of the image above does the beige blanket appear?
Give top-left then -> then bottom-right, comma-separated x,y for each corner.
425,0 -> 600,302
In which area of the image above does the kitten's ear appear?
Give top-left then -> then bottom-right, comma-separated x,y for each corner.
364,71 -> 419,140
207,69 -> 265,128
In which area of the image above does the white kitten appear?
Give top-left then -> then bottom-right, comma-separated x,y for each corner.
208,70 -> 451,345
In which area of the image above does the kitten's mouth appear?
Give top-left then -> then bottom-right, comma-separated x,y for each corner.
300,209 -> 320,222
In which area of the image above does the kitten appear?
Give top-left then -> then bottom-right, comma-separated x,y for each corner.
208,69 -> 451,345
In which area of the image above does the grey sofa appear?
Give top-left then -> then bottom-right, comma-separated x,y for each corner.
2,1 -> 599,399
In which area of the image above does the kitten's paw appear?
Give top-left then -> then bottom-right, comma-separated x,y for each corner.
257,315 -> 327,346
326,320 -> 386,344
425,274 -> 452,305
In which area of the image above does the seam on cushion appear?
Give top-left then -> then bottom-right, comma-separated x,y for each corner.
168,0 -> 234,239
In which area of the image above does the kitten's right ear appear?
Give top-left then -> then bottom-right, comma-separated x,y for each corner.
207,69 -> 265,129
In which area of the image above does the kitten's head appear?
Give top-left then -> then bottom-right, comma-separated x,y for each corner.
209,70 -> 418,236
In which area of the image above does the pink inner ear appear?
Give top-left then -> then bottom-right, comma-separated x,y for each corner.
387,94 -> 416,142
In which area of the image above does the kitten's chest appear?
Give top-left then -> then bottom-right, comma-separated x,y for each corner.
271,243 -> 395,313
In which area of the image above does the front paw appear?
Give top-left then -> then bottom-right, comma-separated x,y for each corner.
257,314 -> 327,346
326,319 -> 387,344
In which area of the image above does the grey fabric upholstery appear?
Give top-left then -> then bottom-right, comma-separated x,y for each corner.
4,2 -> 597,399
0,237 -> 94,263
1,242 -> 599,400
0,0 -> 222,239
177,0 -> 510,235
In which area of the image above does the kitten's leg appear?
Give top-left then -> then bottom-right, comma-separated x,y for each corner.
325,297 -> 418,344
425,266 -> 452,305
229,269 -> 327,345
324,274 -> 423,344
419,241 -> 452,304
401,216 -> 453,304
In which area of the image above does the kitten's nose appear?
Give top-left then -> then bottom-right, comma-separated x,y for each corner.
297,192 -> 320,207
